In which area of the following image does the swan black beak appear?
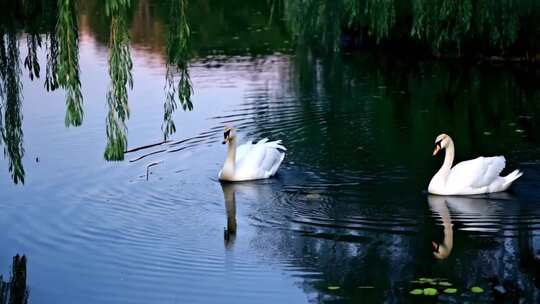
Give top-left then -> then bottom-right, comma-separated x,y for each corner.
432,241 -> 440,253
223,129 -> 231,144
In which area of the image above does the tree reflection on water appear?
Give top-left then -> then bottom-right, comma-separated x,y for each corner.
0,255 -> 29,304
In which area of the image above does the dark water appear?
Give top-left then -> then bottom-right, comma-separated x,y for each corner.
1,1 -> 540,303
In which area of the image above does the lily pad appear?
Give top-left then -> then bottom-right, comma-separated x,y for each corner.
409,289 -> 423,295
439,282 -> 452,287
327,286 -> 340,291
444,288 -> 458,294
471,286 -> 484,293
357,286 -> 374,289
423,288 -> 438,296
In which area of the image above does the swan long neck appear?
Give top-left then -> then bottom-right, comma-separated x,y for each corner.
437,138 -> 455,181
221,138 -> 237,178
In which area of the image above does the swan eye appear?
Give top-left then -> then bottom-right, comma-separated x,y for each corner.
435,140 -> 442,148
224,129 -> 231,139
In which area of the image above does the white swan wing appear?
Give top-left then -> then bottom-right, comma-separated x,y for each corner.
235,141 -> 254,163
447,156 -> 505,189
235,138 -> 286,179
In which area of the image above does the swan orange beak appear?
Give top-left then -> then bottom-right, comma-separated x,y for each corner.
433,145 -> 440,156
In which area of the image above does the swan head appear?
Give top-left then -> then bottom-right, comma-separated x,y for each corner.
432,241 -> 451,259
433,133 -> 451,156
222,126 -> 236,144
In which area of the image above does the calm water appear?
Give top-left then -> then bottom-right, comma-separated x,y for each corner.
1,1 -> 540,303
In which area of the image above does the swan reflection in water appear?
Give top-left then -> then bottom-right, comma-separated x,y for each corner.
428,194 -> 506,259
221,182 -> 238,248
220,180 -> 282,249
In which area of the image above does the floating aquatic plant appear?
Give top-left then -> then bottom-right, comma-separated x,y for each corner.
471,286 -> 484,293
423,287 -> 438,296
409,289 -> 423,295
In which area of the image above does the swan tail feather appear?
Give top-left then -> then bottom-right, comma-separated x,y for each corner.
502,169 -> 523,189
268,150 -> 285,177
265,140 -> 287,151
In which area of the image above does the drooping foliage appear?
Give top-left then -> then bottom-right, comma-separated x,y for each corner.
0,32 -> 25,184
57,0 -> 83,126
283,0 -> 540,57
104,0 -> 133,161
162,0 -> 193,140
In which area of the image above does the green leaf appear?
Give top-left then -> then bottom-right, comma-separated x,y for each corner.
444,288 -> 458,294
423,288 -> 438,296
471,286 -> 484,293
439,282 -> 452,287
409,289 -> 423,295
327,286 -> 340,291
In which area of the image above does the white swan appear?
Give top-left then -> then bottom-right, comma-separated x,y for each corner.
218,126 -> 286,181
428,134 -> 522,195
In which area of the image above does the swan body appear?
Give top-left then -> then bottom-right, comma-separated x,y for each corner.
428,134 -> 522,195
218,127 -> 286,182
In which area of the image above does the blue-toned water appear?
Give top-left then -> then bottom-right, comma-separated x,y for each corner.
1,1 -> 540,303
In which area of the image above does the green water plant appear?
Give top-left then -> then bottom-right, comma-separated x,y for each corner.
423,287 -> 438,296
409,288 -> 423,295
471,286 -> 484,293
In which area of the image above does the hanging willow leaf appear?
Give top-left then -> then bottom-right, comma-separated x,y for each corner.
0,32 -> 25,184
57,0 -> 83,127
283,0 -> 530,56
104,0 -> 133,161
44,33 -> 60,91
162,0 -> 193,141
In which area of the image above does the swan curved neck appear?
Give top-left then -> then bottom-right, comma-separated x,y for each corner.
221,138 -> 237,179
437,139 -> 455,180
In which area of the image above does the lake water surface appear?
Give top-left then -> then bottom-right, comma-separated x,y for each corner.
1,1 -> 540,303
